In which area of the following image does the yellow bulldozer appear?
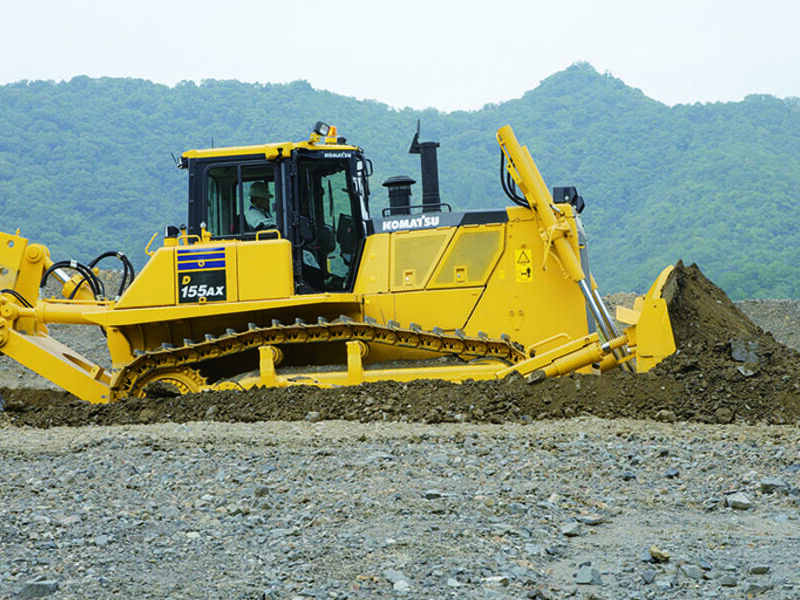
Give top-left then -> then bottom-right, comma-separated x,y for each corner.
0,122 -> 675,403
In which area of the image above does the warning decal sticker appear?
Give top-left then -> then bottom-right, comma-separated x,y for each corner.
515,249 -> 532,282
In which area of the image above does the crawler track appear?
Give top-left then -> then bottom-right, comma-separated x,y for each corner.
111,318 -> 528,400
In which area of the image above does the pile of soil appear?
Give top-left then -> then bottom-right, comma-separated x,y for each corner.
2,262 -> 799,428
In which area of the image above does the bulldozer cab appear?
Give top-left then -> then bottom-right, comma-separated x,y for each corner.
182,135 -> 370,295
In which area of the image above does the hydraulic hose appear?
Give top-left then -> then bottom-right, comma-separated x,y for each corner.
0,289 -> 33,308
500,149 -> 528,207
40,260 -> 104,299
87,251 -> 136,299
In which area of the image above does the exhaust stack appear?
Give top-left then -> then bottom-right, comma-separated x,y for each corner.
409,121 -> 441,212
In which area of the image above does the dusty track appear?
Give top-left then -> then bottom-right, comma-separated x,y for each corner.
2,262 -> 799,428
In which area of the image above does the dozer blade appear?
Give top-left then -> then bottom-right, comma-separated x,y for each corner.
616,265 -> 676,373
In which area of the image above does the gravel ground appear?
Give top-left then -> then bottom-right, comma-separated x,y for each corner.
1,419 -> 799,600
2,265 -> 800,599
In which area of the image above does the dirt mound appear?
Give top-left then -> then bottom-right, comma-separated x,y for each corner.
662,261 -> 765,351
2,262 -> 799,428
648,261 -> 800,423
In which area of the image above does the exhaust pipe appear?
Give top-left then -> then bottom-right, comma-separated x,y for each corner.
409,120 -> 441,211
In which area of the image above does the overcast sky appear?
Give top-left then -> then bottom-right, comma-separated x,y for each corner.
2,0 -> 798,112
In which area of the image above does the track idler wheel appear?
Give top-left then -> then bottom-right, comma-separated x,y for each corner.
128,367 -> 208,398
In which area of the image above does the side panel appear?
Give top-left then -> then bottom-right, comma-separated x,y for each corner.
392,288 -> 483,330
391,224 -> 505,330
357,225 -> 503,331
117,238 -> 294,309
465,208 -> 590,349
356,206 -> 589,352
355,234 -> 393,323
353,235 -> 390,294
357,226 -> 501,294
428,225 -> 504,288
114,247 -> 177,309
389,229 -> 455,291
236,239 -> 294,301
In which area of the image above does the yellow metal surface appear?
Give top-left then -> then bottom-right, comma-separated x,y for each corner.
100,291 -> 363,370
362,293 -> 394,326
627,297 -> 675,372
27,300 -> 110,325
15,244 -> 51,321
346,340 -> 365,383
59,272 -> 99,302
354,235 -> 390,293
236,239 -> 294,301
357,223 -> 506,334
175,243 -> 238,305
259,346 -> 280,387
237,350 -> 507,390
0,230 -> 28,290
10,243 -> 51,303
514,248 -> 534,282
614,265 -> 676,373
182,138 -> 360,161
498,334 -> 600,378
118,237 -> 293,309
95,292 -> 362,328
615,305 -> 640,326
645,264 -> 675,300
1,328 -> 111,403
288,360 -> 503,385
464,209 -> 588,343
114,246 -> 176,309
393,288 -> 484,331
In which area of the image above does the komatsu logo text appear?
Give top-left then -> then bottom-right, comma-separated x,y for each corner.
382,216 -> 440,231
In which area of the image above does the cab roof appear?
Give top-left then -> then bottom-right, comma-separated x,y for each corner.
180,126 -> 361,164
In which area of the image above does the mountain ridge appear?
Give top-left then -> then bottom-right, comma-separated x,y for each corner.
1,63 -> 798,298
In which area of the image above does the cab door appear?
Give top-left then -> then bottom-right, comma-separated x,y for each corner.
290,151 -> 367,293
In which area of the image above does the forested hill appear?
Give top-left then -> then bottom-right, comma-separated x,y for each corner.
1,63 -> 798,299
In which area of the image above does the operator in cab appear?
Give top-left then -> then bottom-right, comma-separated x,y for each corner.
246,182 -> 274,230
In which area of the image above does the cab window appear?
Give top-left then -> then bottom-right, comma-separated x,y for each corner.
204,162 -> 276,237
